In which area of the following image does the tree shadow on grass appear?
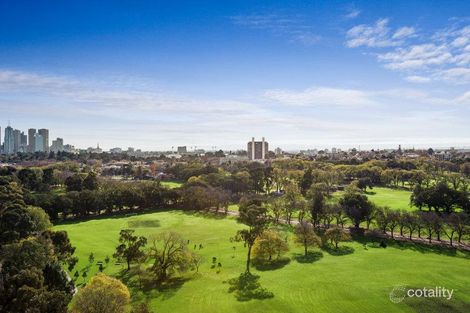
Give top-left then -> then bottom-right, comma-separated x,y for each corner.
226,272 -> 274,301
117,268 -> 189,300
404,293 -> 470,313
293,251 -> 324,264
127,219 -> 161,228
253,257 -> 290,271
354,233 -> 470,259
322,244 -> 355,256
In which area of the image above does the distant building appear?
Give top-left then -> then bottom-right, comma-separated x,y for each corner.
34,133 -> 44,152
275,147 -> 283,155
51,138 -> 64,153
20,132 -> 27,152
63,144 -> 76,153
4,126 -> 14,155
38,129 -> 49,152
28,128 -> 36,153
13,129 -> 21,153
110,147 -> 123,154
87,144 -> 102,154
177,146 -> 187,154
247,137 -> 268,160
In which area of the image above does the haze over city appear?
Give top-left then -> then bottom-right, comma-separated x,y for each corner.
1,1 -> 470,150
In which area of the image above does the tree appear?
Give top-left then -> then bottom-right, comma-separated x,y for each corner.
282,182 -> 304,224
420,212 -> 439,243
113,229 -> 147,270
234,203 -> 270,273
294,221 -> 321,256
340,191 -> 373,229
445,213 -> 468,243
375,207 -> 390,234
72,273 -> 130,313
65,174 -> 83,192
403,212 -> 419,240
83,172 -> 99,190
387,211 -> 400,239
268,197 -> 284,223
42,167 -> 56,185
25,206 -> 52,232
325,227 -> 351,249
148,231 -> 195,281
357,177 -> 373,192
17,168 -> 43,191
308,184 -> 326,227
252,229 -> 289,262
300,168 -> 314,195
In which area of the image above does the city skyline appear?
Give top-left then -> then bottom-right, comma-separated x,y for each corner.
1,1 -> 470,150
1,122 -> 469,153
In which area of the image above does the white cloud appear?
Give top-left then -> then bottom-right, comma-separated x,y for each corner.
347,19 -> 470,84
231,13 -> 320,45
346,18 -> 415,48
437,67 -> 470,83
345,8 -> 361,19
379,44 -> 452,70
263,87 -> 375,106
404,75 -> 431,83
392,26 -> 416,39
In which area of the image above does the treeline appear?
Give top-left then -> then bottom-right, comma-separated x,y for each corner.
26,181 -> 179,220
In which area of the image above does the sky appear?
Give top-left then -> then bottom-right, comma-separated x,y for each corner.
0,0 -> 469,151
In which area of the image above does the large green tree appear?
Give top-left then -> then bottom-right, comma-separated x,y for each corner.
113,229 -> 147,270
234,202 -> 270,273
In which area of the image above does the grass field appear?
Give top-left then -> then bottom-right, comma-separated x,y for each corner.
55,211 -> 470,313
160,181 -> 183,189
332,187 -> 418,212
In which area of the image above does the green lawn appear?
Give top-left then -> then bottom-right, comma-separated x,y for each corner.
160,181 -> 183,189
55,211 -> 470,313
332,187 -> 418,212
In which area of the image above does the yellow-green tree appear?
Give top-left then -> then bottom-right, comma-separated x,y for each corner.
252,229 -> 289,262
72,273 -> 130,313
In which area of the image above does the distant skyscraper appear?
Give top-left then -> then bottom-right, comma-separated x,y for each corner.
20,132 -> 27,152
13,129 -> 21,153
34,133 -> 44,152
177,146 -> 187,154
28,128 -> 36,153
247,137 -> 268,160
4,126 -> 14,155
38,128 -> 49,152
51,138 -> 64,153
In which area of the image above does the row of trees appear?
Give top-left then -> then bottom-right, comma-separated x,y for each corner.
26,181 -> 179,220
375,208 -> 468,246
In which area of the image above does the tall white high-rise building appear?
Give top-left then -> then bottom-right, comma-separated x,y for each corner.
38,128 -> 49,152
4,126 -> 14,155
34,133 -> 44,152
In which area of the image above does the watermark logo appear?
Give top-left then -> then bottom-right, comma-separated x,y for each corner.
389,285 -> 455,303
389,285 -> 407,303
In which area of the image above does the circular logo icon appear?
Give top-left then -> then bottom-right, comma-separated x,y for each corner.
389,285 -> 407,303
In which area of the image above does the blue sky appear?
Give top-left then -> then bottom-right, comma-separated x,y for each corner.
1,0 -> 469,150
